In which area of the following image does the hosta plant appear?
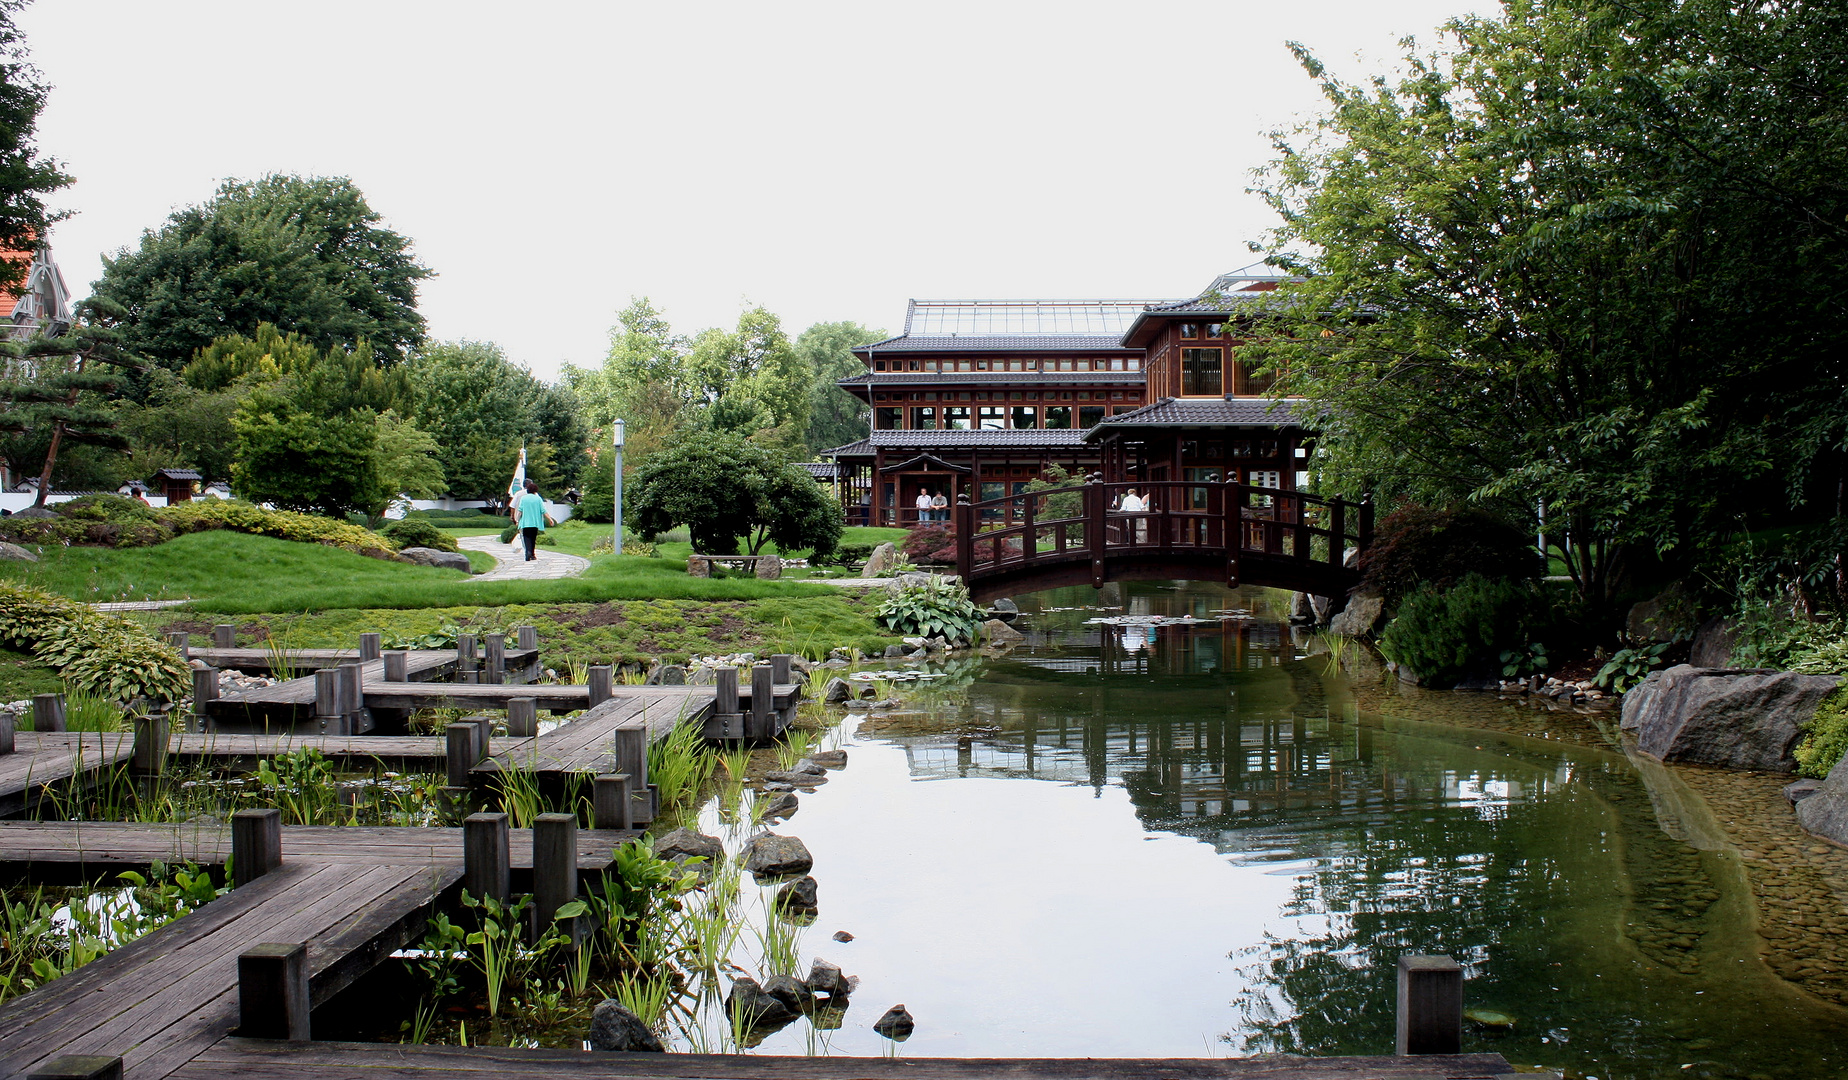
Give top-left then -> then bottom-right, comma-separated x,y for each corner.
874,576 -> 984,645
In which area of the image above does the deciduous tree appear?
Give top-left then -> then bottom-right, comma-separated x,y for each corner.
795,320 -> 883,457
626,433 -> 840,557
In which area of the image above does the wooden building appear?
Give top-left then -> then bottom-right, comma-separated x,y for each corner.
827,264 -> 1310,526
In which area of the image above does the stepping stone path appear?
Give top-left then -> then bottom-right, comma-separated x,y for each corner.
457,534 -> 590,581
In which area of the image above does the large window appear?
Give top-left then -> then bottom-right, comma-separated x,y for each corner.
944,406 -> 972,430
1079,405 -> 1105,428
1011,406 -> 1038,429
1182,347 -> 1223,396
912,407 -> 937,430
1043,405 -> 1072,429
977,406 -> 1007,430
875,407 -> 904,430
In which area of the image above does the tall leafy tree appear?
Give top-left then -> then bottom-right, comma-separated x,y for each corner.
92,175 -> 431,370
0,0 -> 71,292
1248,0 -> 1848,609
403,340 -> 583,503
795,320 -> 883,456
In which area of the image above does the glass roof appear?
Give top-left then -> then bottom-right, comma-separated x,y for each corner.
903,299 -> 1170,337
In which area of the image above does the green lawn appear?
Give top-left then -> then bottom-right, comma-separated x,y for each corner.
0,530 -> 849,614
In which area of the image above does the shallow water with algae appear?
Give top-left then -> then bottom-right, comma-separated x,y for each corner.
723,581 -> 1845,1078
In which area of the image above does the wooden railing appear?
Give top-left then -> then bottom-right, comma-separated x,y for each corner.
953,476 -> 1371,591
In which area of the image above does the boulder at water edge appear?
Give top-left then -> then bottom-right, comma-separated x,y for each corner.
1620,665 -> 1841,772
806,957 -> 852,997
1328,593 -> 1385,638
982,618 -> 1025,645
587,1000 -> 665,1052
809,749 -> 848,768
1795,753 -> 1848,847
776,874 -> 818,913
645,663 -> 687,685
654,827 -> 723,870
823,677 -> 852,704
763,974 -> 817,1015
742,832 -> 813,877
727,976 -> 798,1027
399,546 -> 473,572
873,1004 -> 915,1041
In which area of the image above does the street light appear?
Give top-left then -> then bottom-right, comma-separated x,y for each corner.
612,419 -> 625,557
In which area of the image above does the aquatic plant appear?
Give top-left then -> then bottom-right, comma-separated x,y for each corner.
648,718 -> 718,815
1593,641 -> 1671,693
256,748 -> 338,825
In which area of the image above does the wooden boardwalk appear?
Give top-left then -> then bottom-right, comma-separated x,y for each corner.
0,821 -> 634,879
171,1043 -> 1520,1079
168,731 -> 533,768
0,732 -> 133,817
473,689 -> 709,786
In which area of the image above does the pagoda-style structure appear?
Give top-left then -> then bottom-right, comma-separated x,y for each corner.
825,264 -> 1309,526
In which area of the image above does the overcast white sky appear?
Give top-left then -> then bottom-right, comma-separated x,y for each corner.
18,0 -> 1491,382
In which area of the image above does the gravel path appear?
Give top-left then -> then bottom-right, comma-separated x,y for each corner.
456,534 -> 591,581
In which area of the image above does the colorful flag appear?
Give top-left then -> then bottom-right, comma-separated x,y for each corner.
507,444 -> 527,502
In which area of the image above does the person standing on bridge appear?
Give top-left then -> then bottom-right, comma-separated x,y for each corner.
1119,487 -> 1150,545
515,479 -> 549,561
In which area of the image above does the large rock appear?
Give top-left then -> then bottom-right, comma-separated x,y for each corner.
1620,665 -> 1841,772
982,619 -> 1025,645
885,571 -> 934,594
399,546 -> 473,572
654,828 -> 723,869
1795,753 -> 1848,846
742,832 -> 813,877
1328,593 -> 1385,638
587,1000 -> 665,1052
11,506 -> 55,520
806,957 -> 852,997
645,663 -> 687,686
776,875 -> 818,913
763,974 -> 817,1015
862,542 -> 900,577
1289,592 -> 1315,623
1689,617 -> 1737,668
822,677 -> 852,704
727,976 -> 798,1027
0,541 -> 37,561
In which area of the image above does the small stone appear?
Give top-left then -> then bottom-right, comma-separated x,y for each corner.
763,769 -> 827,787
742,833 -> 813,877
873,1004 -> 915,1041
653,827 -> 723,869
587,999 -> 665,1052
776,875 -> 818,912
822,677 -> 852,704
832,930 -> 855,942
762,781 -> 797,793
981,619 -> 1025,645
791,759 -> 827,776
646,663 -> 688,686
806,957 -> 851,997
758,791 -> 799,820
809,749 -> 848,768
763,973 -> 817,1014
883,644 -> 908,659
727,976 -> 797,1027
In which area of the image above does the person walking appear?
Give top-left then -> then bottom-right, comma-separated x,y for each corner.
515,479 -> 548,561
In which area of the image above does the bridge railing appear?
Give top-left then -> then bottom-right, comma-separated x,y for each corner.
954,476 -> 1371,586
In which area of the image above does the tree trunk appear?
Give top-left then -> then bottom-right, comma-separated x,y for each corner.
33,423 -> 63,508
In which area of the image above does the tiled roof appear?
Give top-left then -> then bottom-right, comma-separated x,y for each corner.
1082,397 -> 1305,438
820,439 -> 875,459
856,334 -> 1137,354
868,429 -> 1091,448
837,370 -> 1145,387
795,462 -> 839,479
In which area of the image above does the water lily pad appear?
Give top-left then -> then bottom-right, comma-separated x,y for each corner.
1465,1008 -> 1516,1029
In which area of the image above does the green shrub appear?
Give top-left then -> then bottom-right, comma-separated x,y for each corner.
1361,505 -> 1542,605
163,500 -> 397,558
874,576 -> 984,644
498,524 -> 556,547
818,543 -> 873,568
404,507 -> 500,526
0,581 -> 191,704
1379,573 -> 1546,687
57,493 -> 159,523
380,518 -> 459,553
1797,685 -> 1848,779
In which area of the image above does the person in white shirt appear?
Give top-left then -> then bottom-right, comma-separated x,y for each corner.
1117,487 -> 1150,544
915,490 -> 935,523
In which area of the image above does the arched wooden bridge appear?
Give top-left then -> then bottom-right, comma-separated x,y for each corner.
953,477 -> 1369,604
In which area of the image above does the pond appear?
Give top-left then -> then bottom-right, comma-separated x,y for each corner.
711,581 -> 1847,1079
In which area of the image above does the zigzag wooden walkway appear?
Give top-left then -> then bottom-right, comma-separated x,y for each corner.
0,733 -> 132,817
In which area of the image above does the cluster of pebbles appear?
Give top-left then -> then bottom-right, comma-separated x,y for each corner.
1496,675 -> 1613,711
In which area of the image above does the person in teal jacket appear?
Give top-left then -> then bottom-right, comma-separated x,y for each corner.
515,479 -> 548,561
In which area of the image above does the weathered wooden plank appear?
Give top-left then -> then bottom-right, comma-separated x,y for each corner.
177,1042 -> 1519,1080
0,733 -> 134,817
168,733 -> 533,765
189,648 -> 532,677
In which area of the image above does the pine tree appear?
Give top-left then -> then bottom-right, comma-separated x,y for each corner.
0,298 -> 144,507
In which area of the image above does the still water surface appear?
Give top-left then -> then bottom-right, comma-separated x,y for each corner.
716,582 -> 1845,1078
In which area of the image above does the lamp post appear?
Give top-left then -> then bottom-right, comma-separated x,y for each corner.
612,419 -> 625,557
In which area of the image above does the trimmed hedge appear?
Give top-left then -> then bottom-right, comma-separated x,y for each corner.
0,498 -> 400,559
379,518 -> 459,553
0,581 -> 191,703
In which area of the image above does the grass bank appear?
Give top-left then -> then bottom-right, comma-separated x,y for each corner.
0,531 -> 853,613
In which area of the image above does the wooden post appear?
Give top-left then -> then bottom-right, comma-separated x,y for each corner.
1329,500 -> 1346,567
531,813 -> 578,943
382,650 -> 408,682
165,631 -> 190,660
457,634 -> 478,680
716,665 -> 739,714
213,624 -> 236,649
1395,954 -> 1463,1055
446,724 -> 476,788
26,1056 -> 123,1080
0,711 -> 12,755
358,632 -> 381,661
1087,473 -> 1107,587
517,625 -> 538,651
464,812 -> 510,903
312,669 -> 339,726
238,941 -> 310,1040
231,808 -> 282,887
331,663 -> 360,736
593,773 -> 633,830
31,693 -> 65,734
587,665 -> 613,708
132,714 -> 169,774
954,492 -> 973,580
484,635 -> 505,684
750,663 -> 774,739
506,697 -> 538,738
469,717 -> 491,760
770,653 -> 793,684
612,726 -> 653,823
